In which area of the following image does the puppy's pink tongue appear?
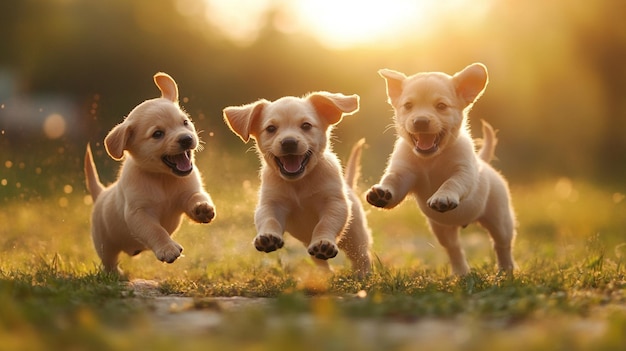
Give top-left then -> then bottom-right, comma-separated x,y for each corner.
281,155 -> 304,173
416,133 -> 437,150
172,153 -> 192,172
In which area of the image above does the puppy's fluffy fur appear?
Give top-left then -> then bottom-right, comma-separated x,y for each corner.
223,92 -> 372,275
84,72 -> 215,274
367,63 -> 516,275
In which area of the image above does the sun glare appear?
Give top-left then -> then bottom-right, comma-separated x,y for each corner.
291,0 -> 425,49
201,0 -> 492,48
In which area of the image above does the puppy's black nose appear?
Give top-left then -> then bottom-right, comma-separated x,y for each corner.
281,138 -> 298,153
413,117 -> 430,131
178,135 -> 194,149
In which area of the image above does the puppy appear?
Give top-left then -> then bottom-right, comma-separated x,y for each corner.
366,63 -> 516,275
223,92 -> 372,275
84,72 -> 215,274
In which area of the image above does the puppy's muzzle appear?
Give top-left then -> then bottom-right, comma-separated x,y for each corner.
280,137 -> 298,154
178,134 -> 195,149
413,117 -> 430,131
409,117 -> 442,156
162,134 -> 196,177
274,137 -> 312,179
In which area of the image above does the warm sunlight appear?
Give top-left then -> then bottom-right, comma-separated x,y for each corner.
202,0 -> 493,48
290,0 -> 426,48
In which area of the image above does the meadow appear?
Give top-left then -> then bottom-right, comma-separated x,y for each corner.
0,148 -> 625,351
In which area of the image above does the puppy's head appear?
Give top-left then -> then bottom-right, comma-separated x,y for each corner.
223,92 -> 359,180
379,63 -> 488,157
104,72 -> 200,176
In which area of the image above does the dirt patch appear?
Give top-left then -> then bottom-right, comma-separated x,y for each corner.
128,279 -> 270,333
126,279 -> 623,346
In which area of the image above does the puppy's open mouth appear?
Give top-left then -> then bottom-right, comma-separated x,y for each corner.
162,150 -> 193,176
411,132 -> 444,155
274,151 -> 312,178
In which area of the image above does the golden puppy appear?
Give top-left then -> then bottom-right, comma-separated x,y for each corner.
84,72 -> 215,274
366,63 -> 516,275
223,92 -> 372,275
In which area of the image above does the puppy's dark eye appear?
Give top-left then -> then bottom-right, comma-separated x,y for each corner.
266,125 -> 277,133
183,120 -> 189,126
152,130 -> 164,139
436,102 -> 448,111
301,122 -> 312,131
403,102 -> 413,111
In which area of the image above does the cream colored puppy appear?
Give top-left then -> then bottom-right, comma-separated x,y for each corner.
223,92 -> 372,275
84,72 -> 215,274
366,63 -> 516,275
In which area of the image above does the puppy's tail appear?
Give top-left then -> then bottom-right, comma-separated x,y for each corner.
84,144 -> 104,202
477,120 -> 498,163
344,138 -> 366,190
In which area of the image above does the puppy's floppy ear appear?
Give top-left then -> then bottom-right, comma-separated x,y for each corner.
453,63 -> 488,107
104,122 -> 132,161
378,69 -> 407,106
154,72 -> 179,103
223,100 -> 268,142
307,92 -> 360,126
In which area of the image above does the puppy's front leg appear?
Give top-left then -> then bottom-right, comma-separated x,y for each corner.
185,192 -> 216,224
126,209 -> 183,263
253,202 -> 287,253
367,141 -> 416,209
307,195 -> 349,260
427,166 -> 475,213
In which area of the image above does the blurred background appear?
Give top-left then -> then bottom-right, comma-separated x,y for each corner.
1,0 -> 625,201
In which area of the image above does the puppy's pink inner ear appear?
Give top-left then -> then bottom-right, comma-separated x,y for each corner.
153,73 -> 179,102
104,123 -> 131,161
378,69 -> 406,106
309,93 -> 359,126
454,64 -> 488,106
223,101 -> 267,143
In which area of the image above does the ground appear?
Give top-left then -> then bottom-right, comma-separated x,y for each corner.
0,177 -> 625,350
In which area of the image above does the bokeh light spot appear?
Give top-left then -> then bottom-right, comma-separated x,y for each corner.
43,113 -> 66,139
63,185 -> 73,194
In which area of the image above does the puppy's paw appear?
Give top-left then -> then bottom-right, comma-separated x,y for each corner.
254,233 -> 284,253
366,186 -> 392,208
307,239 -> 339,260
192,202 -> 215,223
427,193 -> 459,213
155,242 -> 183,264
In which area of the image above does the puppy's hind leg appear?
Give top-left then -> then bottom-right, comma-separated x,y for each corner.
92,231 -> 122,274
99,245 -> 123,275
479,212 -> 516,272
338,240 -> 372,278
429,221 -> 470,275
479,176 -> 517,272
337,220 -> 372,277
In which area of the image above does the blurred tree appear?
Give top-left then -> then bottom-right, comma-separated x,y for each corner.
573,1 -> 626,179
1,0 -> 625,198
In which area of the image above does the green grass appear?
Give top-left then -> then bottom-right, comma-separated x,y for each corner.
0,167 -> 625,350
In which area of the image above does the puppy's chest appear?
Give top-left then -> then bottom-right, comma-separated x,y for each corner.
282,190 -> 326,222
413,162 -> 453,193
284,205 -> 321,237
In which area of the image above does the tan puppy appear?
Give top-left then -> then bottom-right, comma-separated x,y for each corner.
84,72 -> 215,274
366,63 -> 516,275
223,92 -> 372,275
